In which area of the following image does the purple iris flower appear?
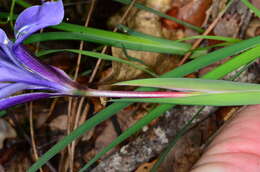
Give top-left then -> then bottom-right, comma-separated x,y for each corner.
0,0 -> 84,110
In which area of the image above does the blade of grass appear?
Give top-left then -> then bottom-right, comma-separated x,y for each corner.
116,24 -> 233,57
176,35 -> 241,43
0,111 -> 6,117
113,0 -> 204,33
116,78 -> 260,92
29,36 -> 260,172
0,13 -> 192,55
37,49 -> 158,77
203,45 -> 260,79
0,12 -> 17,21
9,0 -> 16,28
115,46 -> 260,105
118,24 -> 240,43
15,0 -> 31,8
115,91 -> 260,106
151,60 -> 254,171
116,45 -> 260,91
25,31 -> 191,55
79,37 -> 260,170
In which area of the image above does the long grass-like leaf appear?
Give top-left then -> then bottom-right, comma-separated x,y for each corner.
116,78 -> 260,93
150,61 -> 253,171
29,37 -> 260,172
117,25 -> 240,44
0,111 -> 6,117
116,46 -> 260,104
115,91 -> 260,106
204,45 -> 260,78
116,46 -> 260,91
37,49 -> 158,77
176,35 -> 241,43
15,0 -> 30,8
0,13 -> 191,55
25,30 -> 191,55
78,37 -> 260,171
85,44 -> 260,171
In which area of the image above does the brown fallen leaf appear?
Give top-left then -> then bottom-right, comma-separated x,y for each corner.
161,6 -> 180,30
178,0 -> 212,27
135,160 -> 157,172
162,0 -> 212,29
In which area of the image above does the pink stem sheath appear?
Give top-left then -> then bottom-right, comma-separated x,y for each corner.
80,89 -> 196,98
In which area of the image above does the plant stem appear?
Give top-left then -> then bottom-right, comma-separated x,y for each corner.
75,89 -> 197,98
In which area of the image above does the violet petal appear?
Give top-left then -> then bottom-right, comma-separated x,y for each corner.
0,83 -> 11,89
0,61 -> 45,85
14,0 -> 64,44
0,29 -> 9,45
0,30 -> 28,68
0,83 -> 30,99
0,65 -> 67,92
0,43 -> 70,91
12,45 -> 77,91
0,92 -> 61,110
0,82 -> 52,99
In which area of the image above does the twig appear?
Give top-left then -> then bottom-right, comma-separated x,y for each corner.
69,97 -> 84,171
29,102 -> 43,172
46,98 -> 59,121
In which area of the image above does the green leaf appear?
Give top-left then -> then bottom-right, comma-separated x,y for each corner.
176,35 -> 241,43
25,22 -> 191,55
114,91 -> 260,106
117,45 -> 260,92
0,111 -> 6,117
29,36 -> 260,172
116,77 -> 260,92
116,46 -> 260,105
204,45 -> 260,79
15,0 -> 31,8
37,49 -> 158,77
78,37 -> 260,171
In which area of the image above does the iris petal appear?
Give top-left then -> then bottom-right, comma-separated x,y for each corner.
14,0 -> 64,44
0,43 -> 73,91
0,61 -> 44,84
0,92 -> 61,110
0,83 -> 12,89
0,83 -> 30,99
0,34 -> 27,68
0,29 -> 9,45
12,45 -> 77,91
